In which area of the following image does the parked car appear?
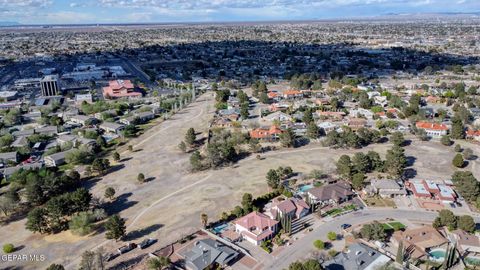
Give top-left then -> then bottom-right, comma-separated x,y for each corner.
340,224 -> 351,229
139,238 -> 157,249
117,243 -> 137,254
104,253 -> 119,262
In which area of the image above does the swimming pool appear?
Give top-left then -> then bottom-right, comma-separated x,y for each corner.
299,184 -> 313,193
466,256 -> 480,266
428,248 -> 446,262
212,223 -> 228,234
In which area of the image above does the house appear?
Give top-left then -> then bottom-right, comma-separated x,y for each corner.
415,121 -> 449,138
450,230 -> 480,255
35,126 -> 58,136
391,226 -> 448,261
317,111 -> 346,120
75,93 -> 93,104
249,126 -> 283,140
183,239 -> 239,270
2,162 -> 43,180
322,243 -> 391,270
69,115 -> 97,126
307,181 -> 354,206
44,150 -> 73,167
406,180 -> 457,202
283,90 -> 303,99
268,103 -> 289,112
120,111 -> 155,125
347,118 -> 368,130
317,121 -> 338,134
99,122 -> 125,134
263,111 -> 292,123
102,80 -> 141,99
234,211 -> 279,245
466,129 -> 480,141
349,108 -> 374,119
369,179 -> 407,198
267,197 -> 310,220
0,152 -> 19,164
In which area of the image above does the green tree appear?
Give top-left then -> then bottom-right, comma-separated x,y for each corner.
441,135 -> 453,146
92,158 -> 110,176
327,231 -> 337,241
463,148 -> 474,160
385,146 -> 407,177
360,221 -> 386,241
190,151 -> 203,171
146,257 -> 171,270
242,193 -> 253,213
313,239 -> 325,250
26,207 -> 49,233
450,117 -> 465,139
113,152 -> 120,162
352,173 -> 366,190
104,187 -> 115,200
452,153 -> 465,168
437,209 -> 458,229
105,214 -> 126,241
46,264 -> 65,270
137,173 -> 145,183
280,128 -> 295,148
452,171 -> 480,202
69,211 -> 94,236
3,243 -> 14,253
337,155 -> 353,179
266,169 -> 281,189
390,132 -> 405,146
396,240 -> 404,264
458,215 -> 475,233
352,152 -> 371,174
185,128 -> 196,145
306,123 -> 320,139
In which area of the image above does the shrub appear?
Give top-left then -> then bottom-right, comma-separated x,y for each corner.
327,231 -> 337,241
313,239 -> 325,250
3,243 -> 14,253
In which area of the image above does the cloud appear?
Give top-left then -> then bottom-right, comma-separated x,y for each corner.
0,0 -> 52,7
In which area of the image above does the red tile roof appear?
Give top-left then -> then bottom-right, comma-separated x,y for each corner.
415,121 -> 448,131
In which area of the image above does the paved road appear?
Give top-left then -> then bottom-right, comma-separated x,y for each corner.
262,209 -> 480,270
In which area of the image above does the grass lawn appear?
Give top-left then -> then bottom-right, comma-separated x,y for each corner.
382,221 -> 406,232
363,196 -> 396,208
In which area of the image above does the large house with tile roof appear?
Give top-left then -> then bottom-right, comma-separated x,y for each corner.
234,211 -> 279,246
415,121 -> 449,138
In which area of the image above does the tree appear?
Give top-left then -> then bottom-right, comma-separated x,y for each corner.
450,117 -> 465,139
454,144 -> 462,152
457,215 -> 475,233
178,141 -> 187,152
280,128 -> 295,148
360,221 -> 386,241
441,135 -> 453,146
452,171 -> 480,202
306,123 -> 320,139
327,231 -> 337,241
352,152 -> 371,174
3,243 -> 14,253
390,132 -> 405,146
436,209 -> 457,229
190,151 -> 203,171
249,138 -> 261,153
185,128 -> 196,145
69,211 -> 94,236
105,214 -> 126,241
147,257 -> 171,270
302,109 -> 314,124
46,264 -> 65,270
200,213 -> 208,228
452,153 -> 465,168
92,158 -> 110,176
396,240 -> 404,264
26,207 -> 49,234
104,187 -> 116,200
240,103 -> 249,119
313,239 -> 325,250
463,148 -> 474,160
266,169 -> 281,189
352,173 -> 366,190
385,146 -> 407,177
242,193 -> 253,213
113,152 -> 120,162
137,173 -> 145,183
128,145 -> 133,152
336,155 -> 353,179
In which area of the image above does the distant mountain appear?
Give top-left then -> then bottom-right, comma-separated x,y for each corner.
0,21 -> 21,26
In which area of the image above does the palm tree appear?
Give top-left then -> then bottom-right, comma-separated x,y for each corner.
200,213 -> 208,228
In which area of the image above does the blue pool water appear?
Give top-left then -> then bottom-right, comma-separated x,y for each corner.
299,184 -> 313,192
466,257 -> 480,266
213,224 -> 228,234
428,249 -> 446,261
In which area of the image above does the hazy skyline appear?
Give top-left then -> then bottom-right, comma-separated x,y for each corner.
0,0 -> 479,25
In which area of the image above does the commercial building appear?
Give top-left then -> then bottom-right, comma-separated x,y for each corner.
40,75 -> 60,96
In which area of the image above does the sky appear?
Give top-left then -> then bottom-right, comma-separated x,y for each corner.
0,0 -> 479,25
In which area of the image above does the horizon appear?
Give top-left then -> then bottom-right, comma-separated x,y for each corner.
1,0 -> 479,25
